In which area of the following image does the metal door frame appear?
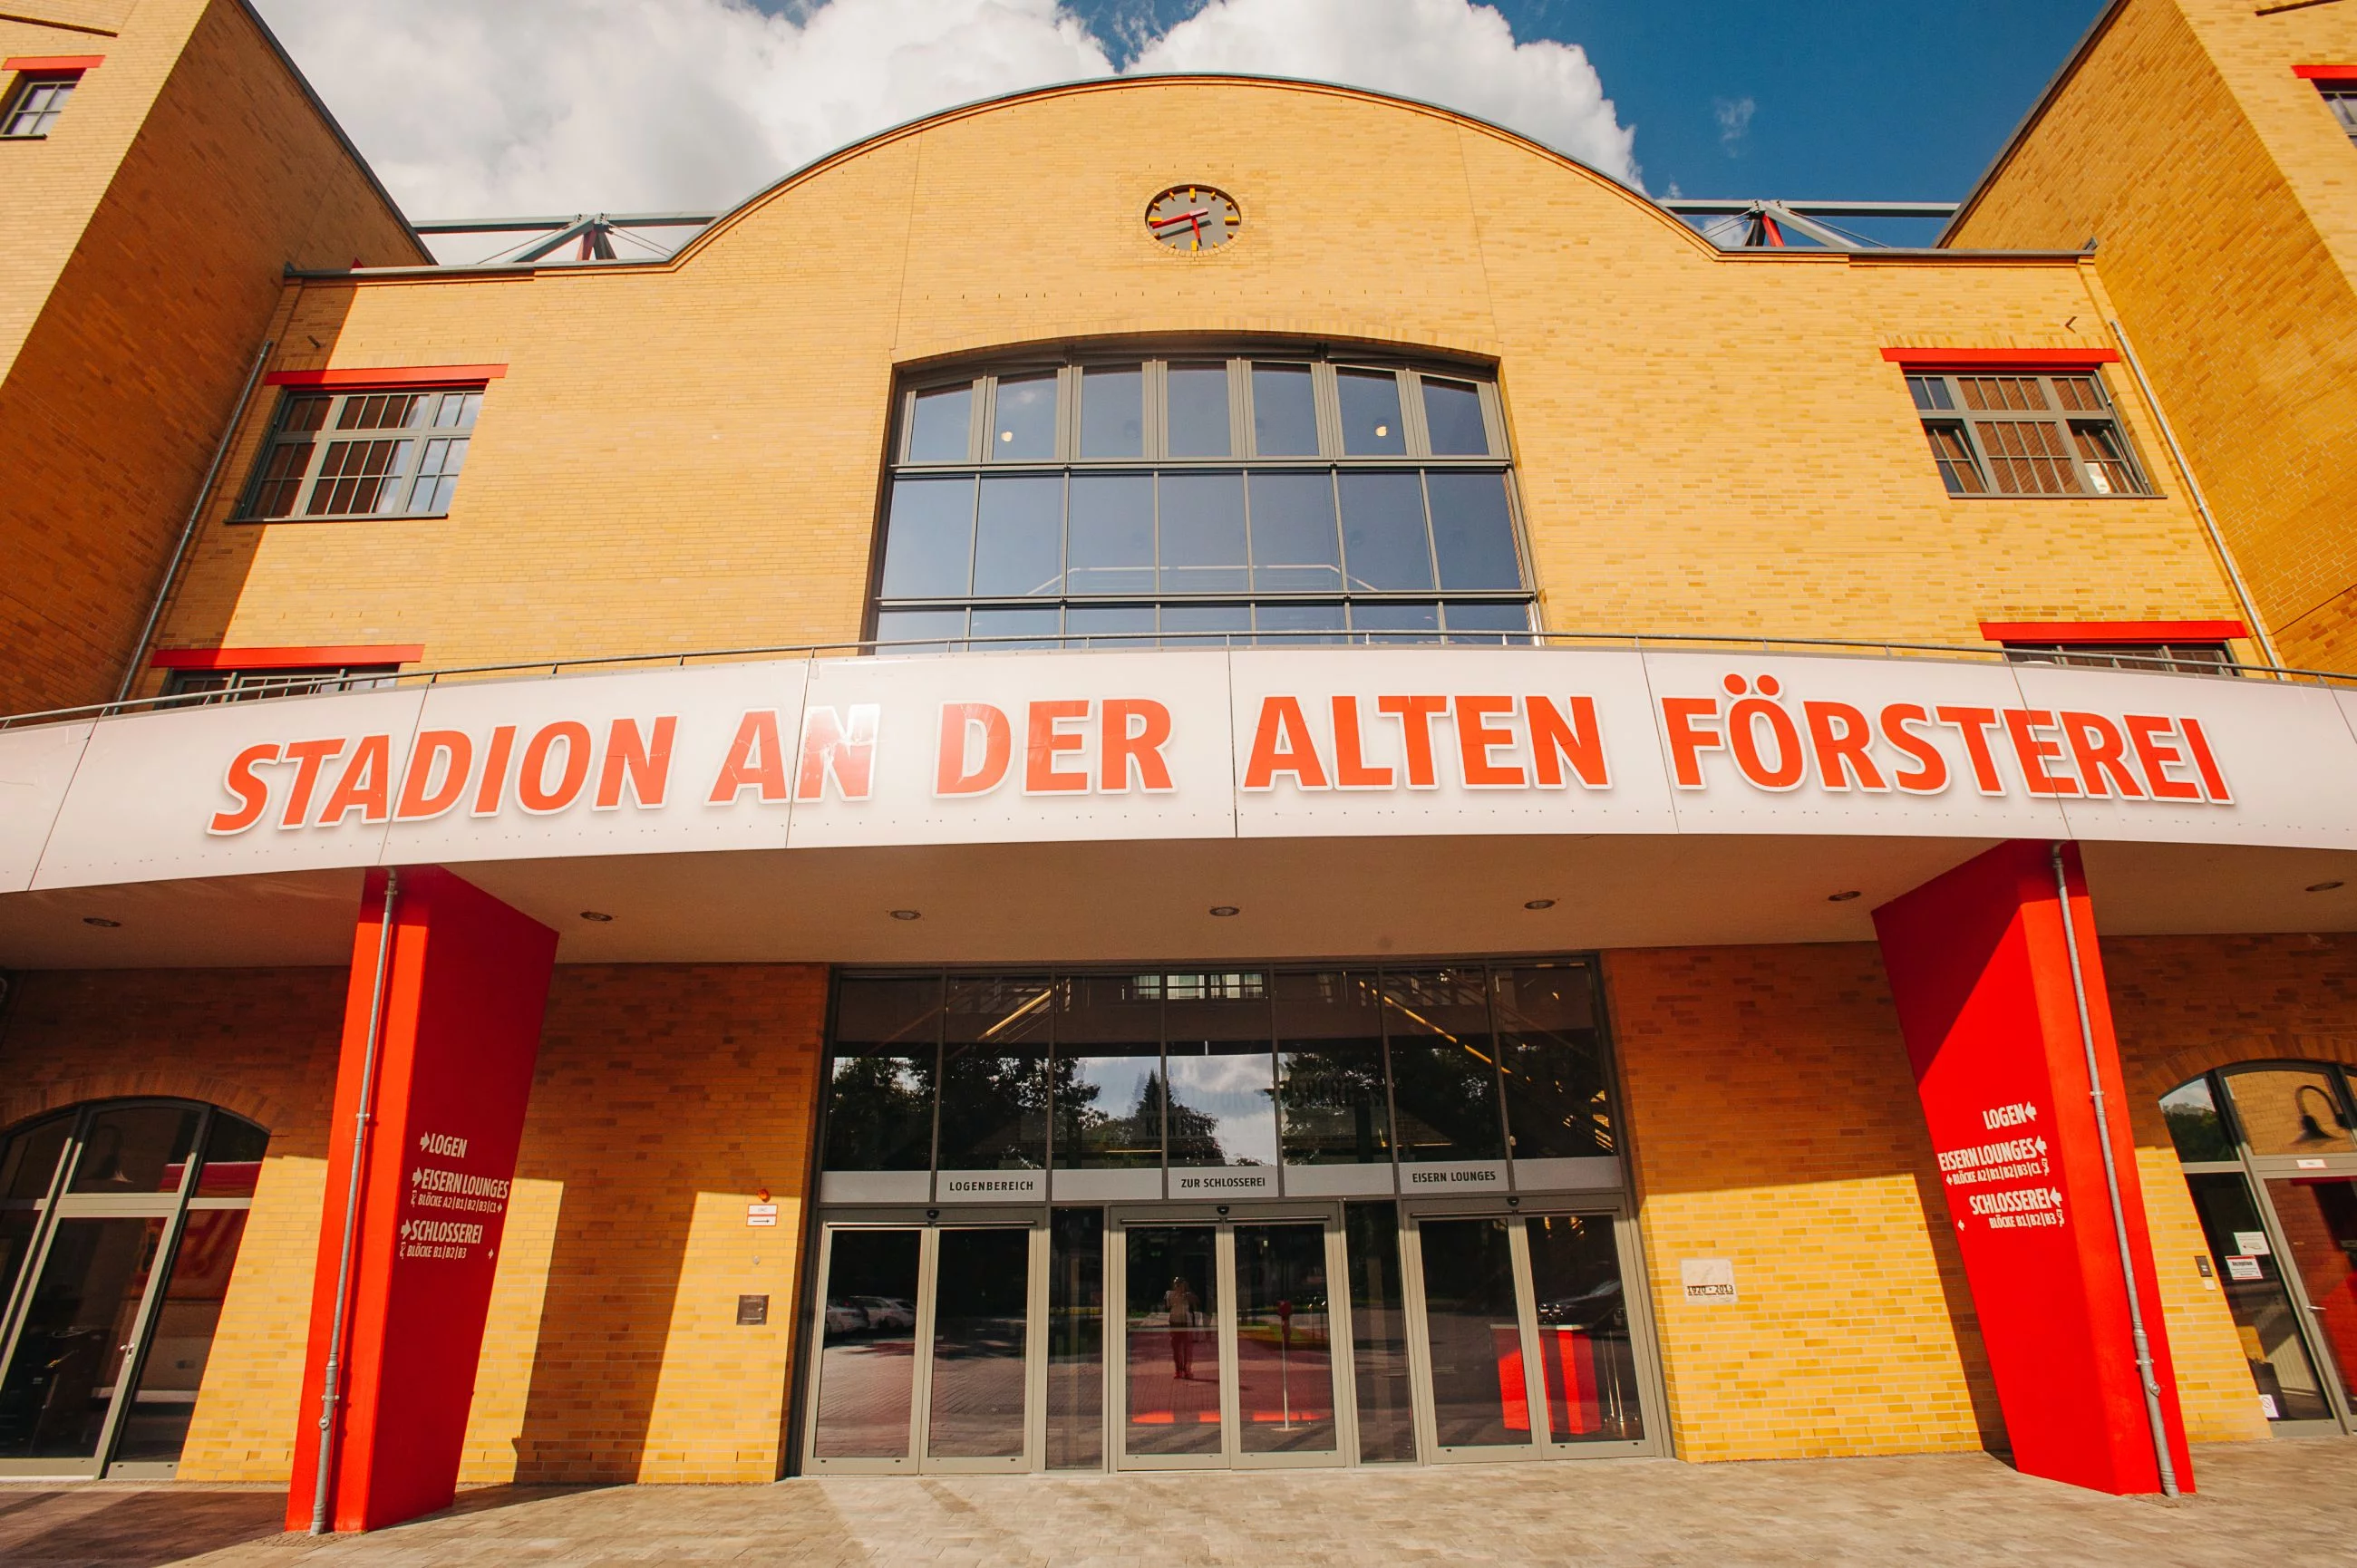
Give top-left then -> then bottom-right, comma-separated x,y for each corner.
1398,1192 -> 1665,1465
799,1210 -> 1045,1475
1106,1200 -> 1353,1471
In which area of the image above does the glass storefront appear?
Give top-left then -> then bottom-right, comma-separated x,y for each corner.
802,960 -> 1660,1473
2162,1062 -> 2357,1432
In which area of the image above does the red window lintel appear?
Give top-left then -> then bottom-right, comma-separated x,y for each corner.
1881,347 -> 2121,371
2293,63 -> 2357,82
4,54 -> 103,73
1979,620 -> 2246,645
150,644 -> 425,671
263,363 -> 509,390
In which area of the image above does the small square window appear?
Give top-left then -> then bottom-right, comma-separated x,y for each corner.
2,74 -> 76,139
2316,82 -> 2357,144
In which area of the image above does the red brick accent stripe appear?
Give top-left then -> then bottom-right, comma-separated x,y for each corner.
150,644 -> 425,671
4,54 -> 103,72
1881,347 -> 2120,369
1979,619 -> 2246,644
263,365 -> 508,389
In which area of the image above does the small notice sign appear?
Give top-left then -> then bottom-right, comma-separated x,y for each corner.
2233,1230 -> 2270,1256
1681,1257 -> 1737,1303
746,1203 -> 779,1227
737,1294 -> 769,1325
2258,1394 -> 2280,1419
2226,1255 -> 2264,1282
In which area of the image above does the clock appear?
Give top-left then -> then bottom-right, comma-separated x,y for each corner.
1145,186 -> 1241,252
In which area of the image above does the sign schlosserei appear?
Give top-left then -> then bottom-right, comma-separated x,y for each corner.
5,645 -> 2356,894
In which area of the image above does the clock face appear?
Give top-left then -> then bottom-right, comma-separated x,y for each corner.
1145,186 -> 1240,252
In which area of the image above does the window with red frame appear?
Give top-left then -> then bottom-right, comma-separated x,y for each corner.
1905,368 -> 2150,498
238,386 -> 484,519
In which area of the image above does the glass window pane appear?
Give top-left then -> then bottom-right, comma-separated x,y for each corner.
2160,1077 -> 2236,1164
1053,975 -> 1164,1170
1415,1216 -> 1528,1447
1164,972 -> 1275,1169
1344,1202 -> 1416,1461
926,1227 -> 1032,1457
1166,363 -> 1232,458
969,607 -> 1061,650
1443,601 -> 1534,644
1421,377 -> 1490,455
1494,966 -> 1612,1162
114,1207 -> 254,1464
1159,603 -> 1250,647
2257,1175 -> 2357,1403
1349,601 -> 1440,644
907,383 -> 974,462
69,1105 -> 201,1195
1248,471 -> 1341,592
195,1115 -> 268,1199
1124,1225 -> 1220,1454
812,1228 -> 922,1458
1254,602 -> 1346,646
1277,972 -> 1392,1166
823,1046 -> 936,1172
0,1212 -> 36,1334
1340,472 -> 1433,591
1067,473 -> 1154,595
1235,1222 -> 1336,1454
1,1112 -> 73,1201
2184,1173 -> 2333,1422
0,1215 -> 170,1459
991,373 -> 1058,460
873,608 -> 966,653
1337,370 -> 1407,456
1528,1214 -> 1642,1443
973,475 -> 1063,597
878,478 -> 975,599
1067,605 -> 1155,648
1159,471 -> 1249,593
1384,968 -> 1506,1166
1081,365 -> 1144,459
1046,1207 -> 1105,1469
938,976 -> 1051,1172
2222,1067 -> 2356,1157
1251,363 -> 1319,456
1427,470 -> 1521,590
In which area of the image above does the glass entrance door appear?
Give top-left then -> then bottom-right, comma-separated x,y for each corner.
802,1221 -> 1041,1473
1113,1213 -> 1344,1468
1405,1207 -> 1649,1461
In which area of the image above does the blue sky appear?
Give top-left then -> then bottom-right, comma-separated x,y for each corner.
1074,0 -> 2110,201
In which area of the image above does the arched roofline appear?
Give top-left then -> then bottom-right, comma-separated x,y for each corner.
668,73 -> 1715,267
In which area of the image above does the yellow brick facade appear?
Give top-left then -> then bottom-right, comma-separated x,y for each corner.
1950,0 -> 2357,669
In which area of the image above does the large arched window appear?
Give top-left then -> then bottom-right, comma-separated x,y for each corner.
0,1099 -> 267,1478
2160,1062 -> 2357,1434
873,350 -> 1535,651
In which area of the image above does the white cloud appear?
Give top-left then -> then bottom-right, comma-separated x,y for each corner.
254,0 -> 1638,232
1713,93 -> 1755,155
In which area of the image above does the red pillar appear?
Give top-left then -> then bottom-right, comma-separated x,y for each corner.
1873,840 -> 2193,1495
286,866 -> 558,1533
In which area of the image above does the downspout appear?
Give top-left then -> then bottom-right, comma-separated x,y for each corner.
2051,843 -> 2179,1498
310,867 -> 400,1534
2108,319 -> 2281,670
114,338 -> 276,703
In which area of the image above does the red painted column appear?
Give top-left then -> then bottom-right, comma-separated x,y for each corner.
286,866 -> 558,1533
1873,840 -> 2193,1495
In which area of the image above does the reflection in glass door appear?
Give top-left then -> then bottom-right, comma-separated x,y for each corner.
1235,1223 -> 1336,1459
2261,1176 -> 2357,1413
1412,1217 -> 1531,1453
1121,1225 -> 1222,1463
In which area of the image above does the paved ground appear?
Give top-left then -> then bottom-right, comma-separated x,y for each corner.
1,1441 -> 2352,1566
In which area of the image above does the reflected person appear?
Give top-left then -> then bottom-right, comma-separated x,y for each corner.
1167,1274 -> 1200,1380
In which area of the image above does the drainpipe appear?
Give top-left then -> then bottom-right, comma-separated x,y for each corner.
115,338 -> 276,703
2107,320 -> 2281,671
2051,843 -> 2179,1498
311,868 -> 400,1534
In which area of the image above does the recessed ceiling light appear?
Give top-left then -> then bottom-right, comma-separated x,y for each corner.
1827,890 -> 1863,903
1208,905 -> 1240,917
2306,881 -> 2345,894
889,909 -> 922,921
578,910 -> 615,922
1523,898 -> 1557,911
82,915 -> 121,928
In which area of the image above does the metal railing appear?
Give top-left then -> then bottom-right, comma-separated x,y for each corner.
7,629 -> 2351,734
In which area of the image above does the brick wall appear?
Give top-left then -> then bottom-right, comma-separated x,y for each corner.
1949,0 -> 2357,668
149,78 -> 2247,686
